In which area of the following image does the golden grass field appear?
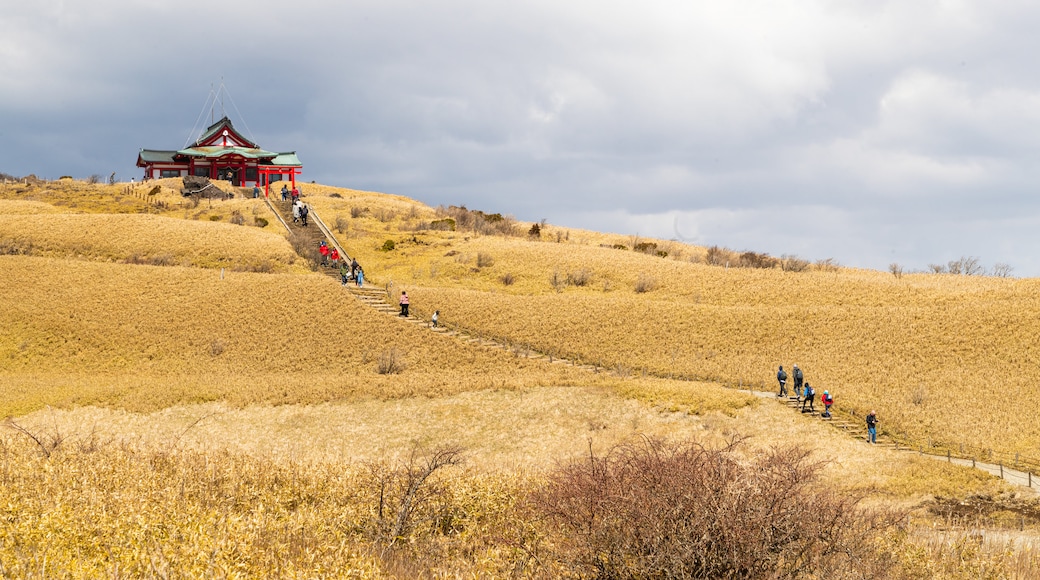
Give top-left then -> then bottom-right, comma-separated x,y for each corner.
1,177 -> 1039,577
309,193 -> 1040,464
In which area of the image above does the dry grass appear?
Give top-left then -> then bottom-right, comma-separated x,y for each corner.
0,212 -> 299,270
4,179 -> 1040,576
0,254 -> 596,415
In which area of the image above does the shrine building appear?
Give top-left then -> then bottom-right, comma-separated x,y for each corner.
136,116 -> 302,194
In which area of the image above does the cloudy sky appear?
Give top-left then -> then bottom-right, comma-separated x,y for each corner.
4,1 -> 1040,275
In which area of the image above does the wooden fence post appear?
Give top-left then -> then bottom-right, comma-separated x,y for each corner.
947,450 -> 951,463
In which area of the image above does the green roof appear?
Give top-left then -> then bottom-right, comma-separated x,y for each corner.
176,146 -> 280,160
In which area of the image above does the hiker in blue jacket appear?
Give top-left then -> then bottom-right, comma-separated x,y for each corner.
776,365 -> 788,397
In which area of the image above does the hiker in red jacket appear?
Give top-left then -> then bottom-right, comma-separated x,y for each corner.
821,390 -> 834,418
329,246 -> 340,269
319,241 -> 330,266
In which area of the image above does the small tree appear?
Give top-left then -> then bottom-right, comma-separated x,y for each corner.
528,223 -> 541,238
992,262 -> 1014,278
889,263 -> 904,279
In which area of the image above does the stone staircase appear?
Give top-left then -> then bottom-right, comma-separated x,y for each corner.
775,393 -> 897,448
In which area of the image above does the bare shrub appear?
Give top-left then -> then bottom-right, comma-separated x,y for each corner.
377,348 -> 405,374
335,216 -> 349,233
781,254 -> 811,272
288,233 -> 321,270
815,257 -> 840,272
948,256 -> 984,276
500,273 -> 515,286
530,438 -> 902,579
566,269 -> 591,287
209,340 -> 225,357
375,208 -> 397,223
253,217 -> 268,228
634,273 -> 657,293
992,262 -> 1014,278
889,263 -> 904,278
4,418 -> 67,458
705,245 -> 736,267
350,206 -> 366,218
528,223 -> 541,238
476,252 -> 495,268
149,253 -> 175,267
229,210 -> 245,225
928,263 -> 947,274
738,251 -> 778,269
366,444 -> 465,546
87,174 -> 101,185
550,269 -> 567,293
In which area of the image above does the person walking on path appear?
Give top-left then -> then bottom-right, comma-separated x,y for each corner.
252,185 -> 261,199
793,365 -> 804,398
281,185 -> 289,201
339,262 -> 350,285
356,266 -> 364,287
821,390 -> 833,418
866,410 -> 879,444
291,187 -> 300,204
776,365 -> 788,397
300,203 -> 309,227
350,258 -> 359,279
292,200 -> 301,223
329,247 -> 340,269
801,383 -> 816,413
431,310 -> 440,328
319,241 -> 330,267
399,291 -> 410,317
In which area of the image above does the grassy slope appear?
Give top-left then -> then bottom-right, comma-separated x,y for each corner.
307,189 -> 1040,461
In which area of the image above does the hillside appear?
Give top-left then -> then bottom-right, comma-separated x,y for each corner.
0,177 -> 1036,577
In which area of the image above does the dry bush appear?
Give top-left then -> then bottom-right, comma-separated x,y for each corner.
335,216 -> 349,233
500,273 -> 515,286
367,443 -> 465,546
705,245 -> 737,267
634,273 -> 657,293
815,257 -> 840,272
948,256 -> 984,276
375,208 -> 397,223
566,268 -> 591,287
781,254 -> 811,272
378,347 -> 406,374
530,438 -> 902,579
229,210 -> 245,226
992,262 -> 1014,278
738,251 -> 778,269
549,269 -> 567,293
476,252 -> 495,268
351,206 -> 366,218
890,263 -> 904,278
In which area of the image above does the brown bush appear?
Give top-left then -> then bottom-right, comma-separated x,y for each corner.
530,438 -> 901,579
705,245 -> 737,267
738,251 -> 778,269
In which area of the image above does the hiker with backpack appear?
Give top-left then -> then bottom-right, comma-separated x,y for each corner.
776,365 -> 788,397
801,383 -> 816,413
339,261 -> 350,285
329,247 -> 340,269
399,291 -> 410,317
300,203 -> 309,226
793,365 -> 804,399
821,390 -> 834,418
866,410 -> 879,444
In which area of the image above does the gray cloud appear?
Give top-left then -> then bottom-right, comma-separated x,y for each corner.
3,1 -> 1040,274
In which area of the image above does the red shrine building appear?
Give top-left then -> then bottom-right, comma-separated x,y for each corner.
136,116 -> 302,192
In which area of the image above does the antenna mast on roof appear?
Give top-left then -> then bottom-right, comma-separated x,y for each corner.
184,81 -> 259,148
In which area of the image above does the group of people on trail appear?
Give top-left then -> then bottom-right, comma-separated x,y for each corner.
280,184 -> 301,204
340,257 -> 363,287
776,364 -> 878,443
292,198 -> 309,226
319,240 -> 363,287
776,364 -> 832,418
